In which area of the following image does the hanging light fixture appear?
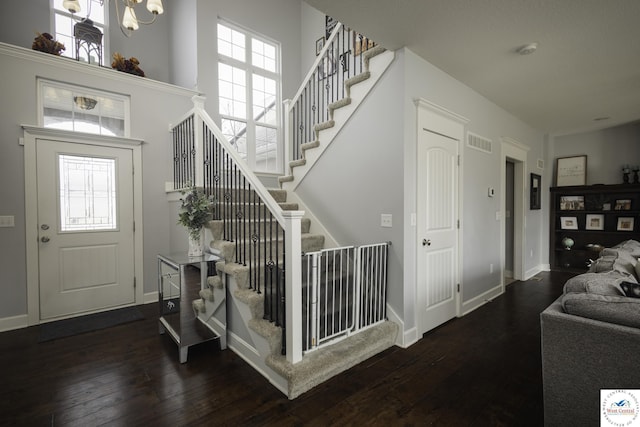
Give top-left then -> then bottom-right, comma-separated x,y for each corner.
64,0 -> 164,38
114,0 -> 164,37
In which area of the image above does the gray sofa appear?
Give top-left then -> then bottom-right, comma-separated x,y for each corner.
541,240 -> 640,426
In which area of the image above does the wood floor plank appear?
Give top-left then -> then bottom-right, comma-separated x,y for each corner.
0,271 -> 573,426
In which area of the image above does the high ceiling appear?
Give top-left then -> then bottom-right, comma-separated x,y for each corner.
305,0 -> 640,136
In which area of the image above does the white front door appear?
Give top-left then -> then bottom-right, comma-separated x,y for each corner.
36,139 -> 135,320
417,128 -> 459,334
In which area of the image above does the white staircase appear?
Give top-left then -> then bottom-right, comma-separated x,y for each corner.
186,29 -> 398,400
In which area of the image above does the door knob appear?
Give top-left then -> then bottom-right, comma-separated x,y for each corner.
41,224 -> 50,230
422,239 -> 431,246
41,236 -> 50,243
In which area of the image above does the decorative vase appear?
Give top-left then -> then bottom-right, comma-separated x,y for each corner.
562,237 -> 575,250
188,228 -> 204,257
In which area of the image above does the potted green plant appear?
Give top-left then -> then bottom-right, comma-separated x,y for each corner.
177,186 -> 213,256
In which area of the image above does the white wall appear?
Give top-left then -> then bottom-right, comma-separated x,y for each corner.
0,44 -> 195,322
402,48 -> 546,310
185,0 -> 302,118
0,0 -> 172,82
551,122 -> 640,186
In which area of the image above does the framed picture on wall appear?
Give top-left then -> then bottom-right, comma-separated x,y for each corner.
530,173 -> 541,210
556,155 -> 587,186
315,37 -> 325,56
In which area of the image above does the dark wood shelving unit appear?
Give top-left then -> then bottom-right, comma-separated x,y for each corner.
550,184 -> 640,272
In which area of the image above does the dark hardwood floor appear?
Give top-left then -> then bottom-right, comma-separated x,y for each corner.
0,271 -> 573,426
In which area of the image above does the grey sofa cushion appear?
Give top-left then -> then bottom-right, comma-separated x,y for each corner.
562,292 -> 640,329
588,247 -> 638,278
563,270 -> 635,296
612,239 -> 640,257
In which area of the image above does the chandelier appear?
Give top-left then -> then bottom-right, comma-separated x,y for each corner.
63,0 -> 164,37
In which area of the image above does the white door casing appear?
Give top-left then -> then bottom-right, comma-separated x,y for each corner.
500,137 -> 529,283
37,140 -> 135,320
415,99 -> 468,336
23,126 -> 144,325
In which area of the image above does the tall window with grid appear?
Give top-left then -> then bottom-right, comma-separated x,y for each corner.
217,22 -> 281,173
52,0 -> 107,64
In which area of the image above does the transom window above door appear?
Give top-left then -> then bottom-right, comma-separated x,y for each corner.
39,79 -> 130,137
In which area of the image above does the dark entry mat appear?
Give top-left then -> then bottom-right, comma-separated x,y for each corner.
38,306 -> 144,342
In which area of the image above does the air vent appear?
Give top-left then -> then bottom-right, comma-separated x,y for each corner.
467,132 -> 492,154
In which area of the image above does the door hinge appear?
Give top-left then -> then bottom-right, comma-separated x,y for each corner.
457,219 -> 460,229
457,155 -> 460,166
133,277 -> 137,288
457,283 -> 460,293
133,221 -> 136,232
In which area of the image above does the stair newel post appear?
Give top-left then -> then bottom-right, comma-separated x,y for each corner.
192,95 -> 207,189
282,210 -> 304,363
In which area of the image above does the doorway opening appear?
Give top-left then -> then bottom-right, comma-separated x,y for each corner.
500,137 -> 529,285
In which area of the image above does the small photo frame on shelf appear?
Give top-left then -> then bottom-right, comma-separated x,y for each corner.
617,217 -> 635,231
560,216 -> 579,230
602,203 -> 612,211
560,195 -> 585,210
555,155 -> 587,186
585,214 -> 604,230
614,199 -> 632,210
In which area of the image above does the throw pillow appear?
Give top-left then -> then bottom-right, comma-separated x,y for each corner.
620,281 -> 640,298
635,258 -> 640,280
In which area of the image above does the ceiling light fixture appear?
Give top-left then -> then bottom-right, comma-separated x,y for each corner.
74,96 -> 98,110
516,42 -> 538,56
64,0 -> 164,38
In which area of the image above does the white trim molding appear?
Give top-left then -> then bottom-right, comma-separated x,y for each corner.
22,126 -> 145,326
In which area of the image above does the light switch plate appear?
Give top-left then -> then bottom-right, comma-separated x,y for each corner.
0,215 -> 15,227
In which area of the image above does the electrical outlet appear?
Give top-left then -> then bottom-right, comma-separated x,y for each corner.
381,214 -> 393,228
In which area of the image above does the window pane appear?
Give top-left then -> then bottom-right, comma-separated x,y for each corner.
255,125 -> 278,172
41,82 -> 127,137
59,154 -> 117,231
217,23 -> 245,62
221,119 -> 247,159
253,74 -> 277,125
252,38 -> 276,72
218,63 -> 246,119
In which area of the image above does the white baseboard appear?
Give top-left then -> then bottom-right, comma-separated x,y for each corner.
0,314 -> 28,332
524,264 -> 545,280
461,284 -> 503,316
144,291 -> 159,304
386,304 -> 418,348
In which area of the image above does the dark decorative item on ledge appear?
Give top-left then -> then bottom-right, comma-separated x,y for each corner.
32,33 -> 65,55
74,18 -> 103,65
111,53 -> 145,77
622,164 -> 631,183
634,167 -> 640,184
